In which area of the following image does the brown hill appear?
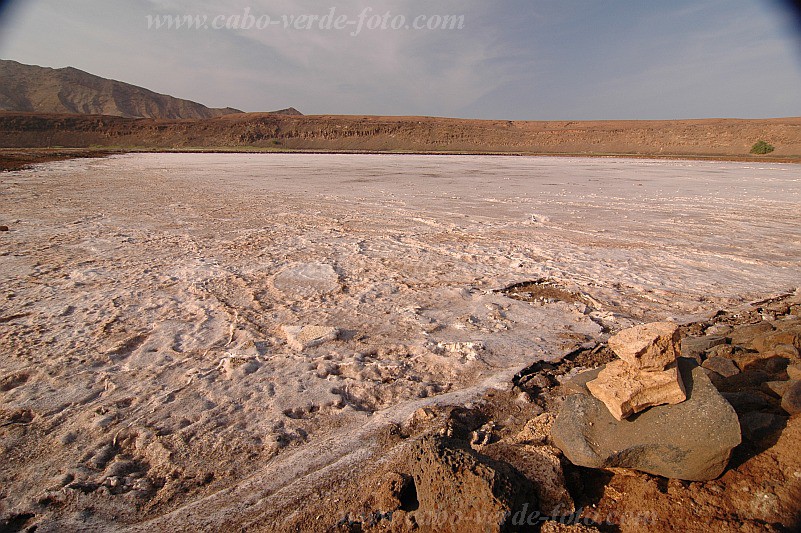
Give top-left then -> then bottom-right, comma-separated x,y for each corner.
0,111 -> 799,160
0,59 -> 244,119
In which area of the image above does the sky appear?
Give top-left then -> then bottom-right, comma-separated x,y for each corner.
0,0 -> 800,120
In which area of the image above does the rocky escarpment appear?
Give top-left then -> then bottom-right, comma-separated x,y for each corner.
0,111 -> 800,159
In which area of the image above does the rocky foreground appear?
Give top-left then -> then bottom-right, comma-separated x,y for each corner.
284,292 -> 801,533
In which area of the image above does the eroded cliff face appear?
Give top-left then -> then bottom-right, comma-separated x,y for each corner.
1,111 -> 800,158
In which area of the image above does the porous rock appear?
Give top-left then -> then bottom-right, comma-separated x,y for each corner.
408,435 -> 537,533
552,359 -> 741,481
586,360 -> 686,421
607,321 -> 680,370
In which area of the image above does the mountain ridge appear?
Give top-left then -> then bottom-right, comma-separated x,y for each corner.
0,59 -> 250,119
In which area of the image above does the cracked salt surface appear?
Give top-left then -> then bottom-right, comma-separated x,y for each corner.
0,153 -> 799,528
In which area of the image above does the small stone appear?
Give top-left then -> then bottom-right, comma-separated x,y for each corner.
485,442 -> 574,516
410,435 -> 537,532
608,322 -> 680,370
0,225 -> 9,232
282,325 -> 339,351
373,472 -> 414,512
721,391 -> 775,413
681,335 -> 728,363
586,360 -> 686,421
781,381 -> 801,416
705,343 -> 735,358
702,356 -> 741,378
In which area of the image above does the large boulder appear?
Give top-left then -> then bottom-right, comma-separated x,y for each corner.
552,359 -> 741,481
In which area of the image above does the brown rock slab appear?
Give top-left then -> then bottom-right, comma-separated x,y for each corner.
483,442 -> 574,516
751,328 -> 801,353
681,335 -> 728,363
607,322 -> 680,370
408,435 -> 536,532
702,356 -> 741,378
729,322 -> 775,347
552,359 -> 741,481
781,380 -> 801,416
586,360 -> 686,421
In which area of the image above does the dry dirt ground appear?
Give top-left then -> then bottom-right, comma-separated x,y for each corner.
0,153 -> 800,531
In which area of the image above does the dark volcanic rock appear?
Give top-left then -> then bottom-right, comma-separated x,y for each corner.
408,435 -> 537,533
552,359 -> 741,481
739,412 -> 786,441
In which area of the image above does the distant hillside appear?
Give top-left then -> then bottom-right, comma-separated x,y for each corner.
0,112 -> 798,160
0,59 -> 245,119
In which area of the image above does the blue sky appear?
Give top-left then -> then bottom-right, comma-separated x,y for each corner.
1,0 -> 800,119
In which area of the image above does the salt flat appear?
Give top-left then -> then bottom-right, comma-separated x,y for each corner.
0,153 -> 799,529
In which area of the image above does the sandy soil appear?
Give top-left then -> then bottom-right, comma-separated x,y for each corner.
0,153 -> 799,531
